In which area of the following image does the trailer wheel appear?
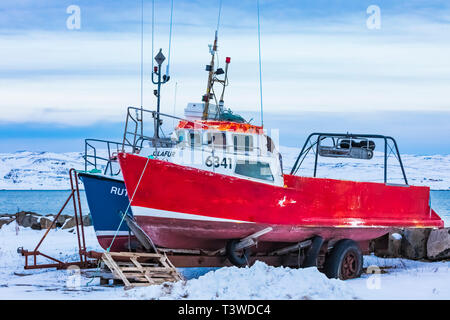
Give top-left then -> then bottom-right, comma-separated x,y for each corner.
226,239 -> 250,267
324,239 -> 363,280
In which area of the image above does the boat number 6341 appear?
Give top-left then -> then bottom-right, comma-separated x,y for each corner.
205,156 -> 232,169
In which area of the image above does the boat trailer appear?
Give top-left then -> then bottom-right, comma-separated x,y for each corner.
18,169 -> 96,270
18,167 -> 366,285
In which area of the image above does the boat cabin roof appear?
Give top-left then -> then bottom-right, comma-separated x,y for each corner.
176,120 -> 264,135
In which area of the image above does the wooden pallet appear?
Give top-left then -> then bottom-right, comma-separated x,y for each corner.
101,252 -> 183,289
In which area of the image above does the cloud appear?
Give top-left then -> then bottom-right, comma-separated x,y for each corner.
0,2 -> 450,125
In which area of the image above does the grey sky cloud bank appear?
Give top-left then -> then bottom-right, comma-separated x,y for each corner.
0,1 -> 449,153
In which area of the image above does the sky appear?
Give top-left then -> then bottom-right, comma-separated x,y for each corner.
0,0 -> 449,154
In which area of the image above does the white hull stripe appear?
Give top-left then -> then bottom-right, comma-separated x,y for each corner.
96,231 -> 130,236
132,206 -> 254,224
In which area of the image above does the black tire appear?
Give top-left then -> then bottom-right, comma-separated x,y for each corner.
323,239 -> 363,280
226,239 -> 251,267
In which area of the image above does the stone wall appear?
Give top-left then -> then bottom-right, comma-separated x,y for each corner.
372,228 -> 450,261
0,211 -> 92,231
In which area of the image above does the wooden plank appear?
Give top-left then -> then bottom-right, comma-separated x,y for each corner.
163,254 -> 183,281
119,266 -> 174,272
158,248 -> 202,255
107,252 -> 163,258
121,272 -> 176,278
130,257 -> 154,285
99,251 -> 181,288
102,253 -> 132,287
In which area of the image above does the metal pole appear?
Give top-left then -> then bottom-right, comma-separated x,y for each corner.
384,137 -> 388,184
156,62 -> 162,138
202,32 -> 218,120
313,136 -> 320,177
390,137 -> 409,185
291,133 -> 315,175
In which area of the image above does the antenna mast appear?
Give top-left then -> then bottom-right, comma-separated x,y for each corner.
202,32 -> 218,120
152,49 -> 170,139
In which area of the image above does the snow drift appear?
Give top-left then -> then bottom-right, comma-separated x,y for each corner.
126,261 -> 357,300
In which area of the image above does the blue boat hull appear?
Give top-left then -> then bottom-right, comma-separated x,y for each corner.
78,172 -> 134,251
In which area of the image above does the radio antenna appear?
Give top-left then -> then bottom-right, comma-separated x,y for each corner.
257,0 -> 264,127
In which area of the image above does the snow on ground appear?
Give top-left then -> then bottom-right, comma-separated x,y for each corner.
1,148 -> 449,190
351,256 -> 450,299
0,225 -> 449,300
126,262 -> 356,300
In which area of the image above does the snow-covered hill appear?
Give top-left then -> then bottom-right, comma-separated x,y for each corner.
280,146 -> 450,190
0,147 -> 449,190
0,151 -> 84,190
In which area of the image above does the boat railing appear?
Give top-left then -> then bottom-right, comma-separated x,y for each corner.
121,106 -> 183,152
84,138 -> 135,176
121,106 -> 275,160
290,133 -> 409,185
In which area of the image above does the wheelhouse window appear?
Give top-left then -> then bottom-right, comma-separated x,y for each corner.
189,131 -> 201,149
233,134 -> 253,153
207,132 -> 226,150
234,161 -> 274,182
267,136 -> 275,153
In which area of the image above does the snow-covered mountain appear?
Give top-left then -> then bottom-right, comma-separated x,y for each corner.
0,151 -> 85,190
0,147 -> 449,190
279,146 -> 450,190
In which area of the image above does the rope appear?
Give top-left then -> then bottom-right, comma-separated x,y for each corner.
256,0 -> 264,127
107,155 -> 151,251
140,0 -> 144,110
216,0 -> 223,35
86,155 -> 152,286
151,0 -> 155,71
172,82 -> 178,127
166,0 -> 174,77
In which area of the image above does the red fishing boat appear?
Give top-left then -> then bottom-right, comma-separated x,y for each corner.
115,32 -> 443,280
118,139 -> 443,251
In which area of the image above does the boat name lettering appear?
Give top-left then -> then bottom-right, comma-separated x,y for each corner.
110,186 -> 128,197
153,150 -> 175,157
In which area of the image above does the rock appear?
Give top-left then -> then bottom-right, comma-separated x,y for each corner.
30,219 -> 42,230
401,228 -> 431,260
82,214 -> 92,226
62,217 -> 77,230
0,218 -> 14,228
40,217 -> 56,230
61,215 -> 91,229
388,232 -> 403,257
15,211 -> 39,226
56,215 -> 71,228
427,228 -> 450,260
371,231 -> 403,258
15,212 -> 41,230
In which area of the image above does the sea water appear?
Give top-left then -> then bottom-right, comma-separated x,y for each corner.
0,190 -> 89,216
0,190 -> 449,226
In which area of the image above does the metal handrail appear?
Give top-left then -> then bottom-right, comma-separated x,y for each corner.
121,106 -> 186,153
290,132 -> 409,185
84,138 -> 135,176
